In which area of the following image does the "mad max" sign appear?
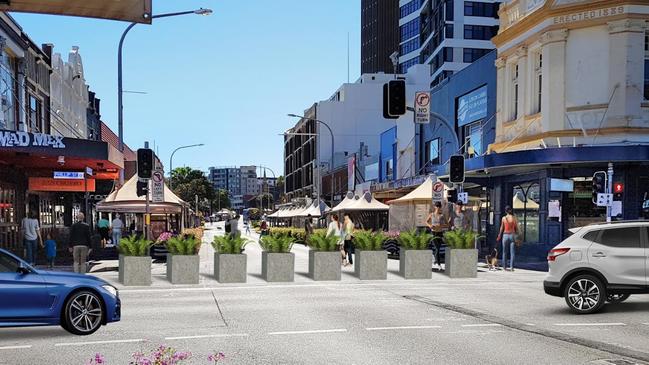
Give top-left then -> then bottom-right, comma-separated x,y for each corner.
0,130 -> 66,149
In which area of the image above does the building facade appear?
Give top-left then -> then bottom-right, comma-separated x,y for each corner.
361,0 -> 400,74
398,0 -> 501,87
49,45 -> 89,139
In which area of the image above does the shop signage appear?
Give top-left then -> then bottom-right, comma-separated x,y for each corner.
29,177 -> 95,192
94,171 -> 120,180
53,171 -> 84,180
371,175 -> 428,192
414,91 -> 430,124
0,130 -> 65,148
553,6 -> 625,25
151,169 -> 164,203
457,85 -> 487,127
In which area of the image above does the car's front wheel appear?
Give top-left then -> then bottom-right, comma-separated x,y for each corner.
62,291 -> 104,335
564,275 -> 606,314
607,294 -> 630,303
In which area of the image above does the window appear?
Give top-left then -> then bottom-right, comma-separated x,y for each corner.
582,230 -> 600,242
400,57 -> 419,73
464,1 -> 498,17
535,53 -> 543,113
400,36 -> 420,56
513,182 -> 540,243
0,251 -> 20,273
512,64 -> 519,120
385,159 -> 394,181
400,18 -> 420,42
463,48 -> 489,63
445,24 -> 454,39
599,227 -> 642,248
444,47 -> 454,62
463,121 -> 483,156
28,94 -> 42,133
445,0 -> 454,21
0,53 -> 16,130
400,0 -> 422,18
463,25 -> 498,40
424,138 -> 441,167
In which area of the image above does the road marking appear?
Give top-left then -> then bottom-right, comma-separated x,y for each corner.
461,323 -> 502,328
268,329 -> 347,336
525,323 -> 536,326
642,323 -> 649,326
0,345 -> 32,350
55,339 -> 144,347
365,325 -> 442,331
554,323 -> 626,327
165,334 -> 249,340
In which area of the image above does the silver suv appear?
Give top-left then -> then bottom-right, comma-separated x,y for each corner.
544,221 -> 649,314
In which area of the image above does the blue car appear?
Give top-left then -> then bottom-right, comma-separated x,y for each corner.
0,248 -> 120,335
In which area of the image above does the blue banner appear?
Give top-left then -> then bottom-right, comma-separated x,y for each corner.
457,85 -> 488,127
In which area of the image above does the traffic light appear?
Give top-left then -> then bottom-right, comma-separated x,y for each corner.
137,148 -> 153,179
592,171 -> 606,204
449,155 -> 465,183
613,182 -> 624,201
136,179 -> 148,197
382,84 -> 398,119
447,188 -> 457,203
383,80 -> 406,118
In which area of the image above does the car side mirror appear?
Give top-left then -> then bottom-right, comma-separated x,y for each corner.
16,264 -> 30,275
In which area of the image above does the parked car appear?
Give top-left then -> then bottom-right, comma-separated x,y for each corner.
0,248 -> 120,335
544,221 -> 649,314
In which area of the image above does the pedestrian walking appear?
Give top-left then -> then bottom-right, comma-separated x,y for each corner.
69,213 -> 92,274
343,213 -> 355,266
496,205 -> 519,271
449,202 -> 468,231
44,233 -> 57,269
326,214 -> 345,265
97,213 -> 110,248
21,211 -> 42,266
110,214 -> 124,247
244,221 -> 251,235
304,214 -> 314,246
426,202 -> 446,269
260,220 -> 269,236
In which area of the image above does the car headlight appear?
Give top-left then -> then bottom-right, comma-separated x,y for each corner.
102,285 -> 118,298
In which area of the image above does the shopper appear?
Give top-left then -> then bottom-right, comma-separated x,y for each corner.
69,213 -> 92,274
496,205 -> 519,271
97,213 -> 110,248
327,214 -> 345,265
450,202 -> 468,231
110,213 -> 124,247
21,211 -> 42,266
426,202 -> 446,269
343,213 -> 355,266
304,214 -> 314,246
44,233 -> 57,269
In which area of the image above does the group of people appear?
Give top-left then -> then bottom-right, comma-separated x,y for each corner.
97,213 -> 124,248
321,213 -> 355,266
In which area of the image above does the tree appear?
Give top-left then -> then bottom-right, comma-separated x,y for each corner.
276,175 -> 286,203
214,189 -> 230,210
169,167 -> 215,213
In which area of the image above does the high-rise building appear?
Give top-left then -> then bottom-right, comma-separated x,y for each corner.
398,0 -> 501,87
361,0 -> 400,74
208,167 -> 241,197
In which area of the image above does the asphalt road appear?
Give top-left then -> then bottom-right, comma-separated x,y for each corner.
1,222 -> 649,365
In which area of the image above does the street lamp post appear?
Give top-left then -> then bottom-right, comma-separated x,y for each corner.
257,165 -> 276,213
287,114 -> 335,205
168,143 -> 205,189
117,8 -> 212,181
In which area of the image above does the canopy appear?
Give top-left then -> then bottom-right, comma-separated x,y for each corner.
347,192 -> 389,211
389,176 -> 436,204
330,191 -> 359,213
295,199 -> 330,217
96,175 -> 187,214
0,0 -> 153,24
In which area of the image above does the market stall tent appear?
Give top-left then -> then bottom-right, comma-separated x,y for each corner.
330,192 -> 359,213
96,175 -> 188,214
387,176 -> 443,232
347,192 -> 389,211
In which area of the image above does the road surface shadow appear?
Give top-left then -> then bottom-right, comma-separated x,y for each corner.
295,272 -> 311,280
248,272 -> 265,280
601,301 -> 649,313
0,326 -> 74,340
341,271 -> 357,279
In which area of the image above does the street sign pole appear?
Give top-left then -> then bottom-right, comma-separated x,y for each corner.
606,162 -> 614,223
145,179 -> 150,240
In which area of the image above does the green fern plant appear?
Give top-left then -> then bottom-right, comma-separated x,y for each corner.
307,231 -> 339,252
165,236 -> 202,255
118,235 -> 152,256
443,229 -> 480,249
259,233 -> 295,253
397,229 -> 434,250
352,230 -> 386,251
212,235 -> 250,254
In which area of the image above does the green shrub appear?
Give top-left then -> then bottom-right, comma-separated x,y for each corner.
307,231 -> 339,252
166,236 -> 202,255
397,230 -> 433,250
118,236 -> 152,256
212,235 -> 250,254
352,230 -> 386,251
443,229 -> 479,249
260,234 -> 295,253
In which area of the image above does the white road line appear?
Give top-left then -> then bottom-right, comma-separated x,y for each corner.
165,334 -> 249,340
55,339 -> 144,347
642,323 -> 649,326
461,324 -> 502,328
0,345 -> 32,350
554,323 -> 626,327
268,329 -> 347,336
365,325 -> 442,331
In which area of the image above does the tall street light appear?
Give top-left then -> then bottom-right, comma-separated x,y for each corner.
117,8 -> 212,181
287,114 -> 335,205
257,165 -> 277,213
168,143 -> 205,189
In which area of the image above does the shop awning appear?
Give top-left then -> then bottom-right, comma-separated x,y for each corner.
330,191 -> 359,213
389,176 -> 437,204
346,192 -> 389,211
1,0 -> 152,24
96,175 -> 188,214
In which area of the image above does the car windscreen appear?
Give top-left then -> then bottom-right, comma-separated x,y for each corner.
0,252 -> 20,273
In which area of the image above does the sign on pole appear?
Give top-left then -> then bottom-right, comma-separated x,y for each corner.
152,169 -> 165,203
414,91 -> 430,124
432,181 -> 444,203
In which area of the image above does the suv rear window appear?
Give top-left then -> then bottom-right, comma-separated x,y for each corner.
599,227 -> 642,248
582,230 -> 600,242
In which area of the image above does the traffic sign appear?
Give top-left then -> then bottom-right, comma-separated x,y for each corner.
596,193 -> 613,207
432,181 -> 444,203
414,91 -> 430,124
458,192 -> 469,205
152,169 -> 164,203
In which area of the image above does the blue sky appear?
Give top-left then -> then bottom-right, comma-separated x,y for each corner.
12,1 -> 360,175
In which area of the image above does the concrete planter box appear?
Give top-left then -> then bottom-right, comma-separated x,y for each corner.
446,249 -> 478,278
167,254 -> 200,284
118,255 -> 151,286
261,252 -> 294,282
214,253 -> 247,283
308,250 -> 341,281
399,249 -> 432,279
354,250 -> 387,280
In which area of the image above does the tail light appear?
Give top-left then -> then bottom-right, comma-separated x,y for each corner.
548,248 -> 570,262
